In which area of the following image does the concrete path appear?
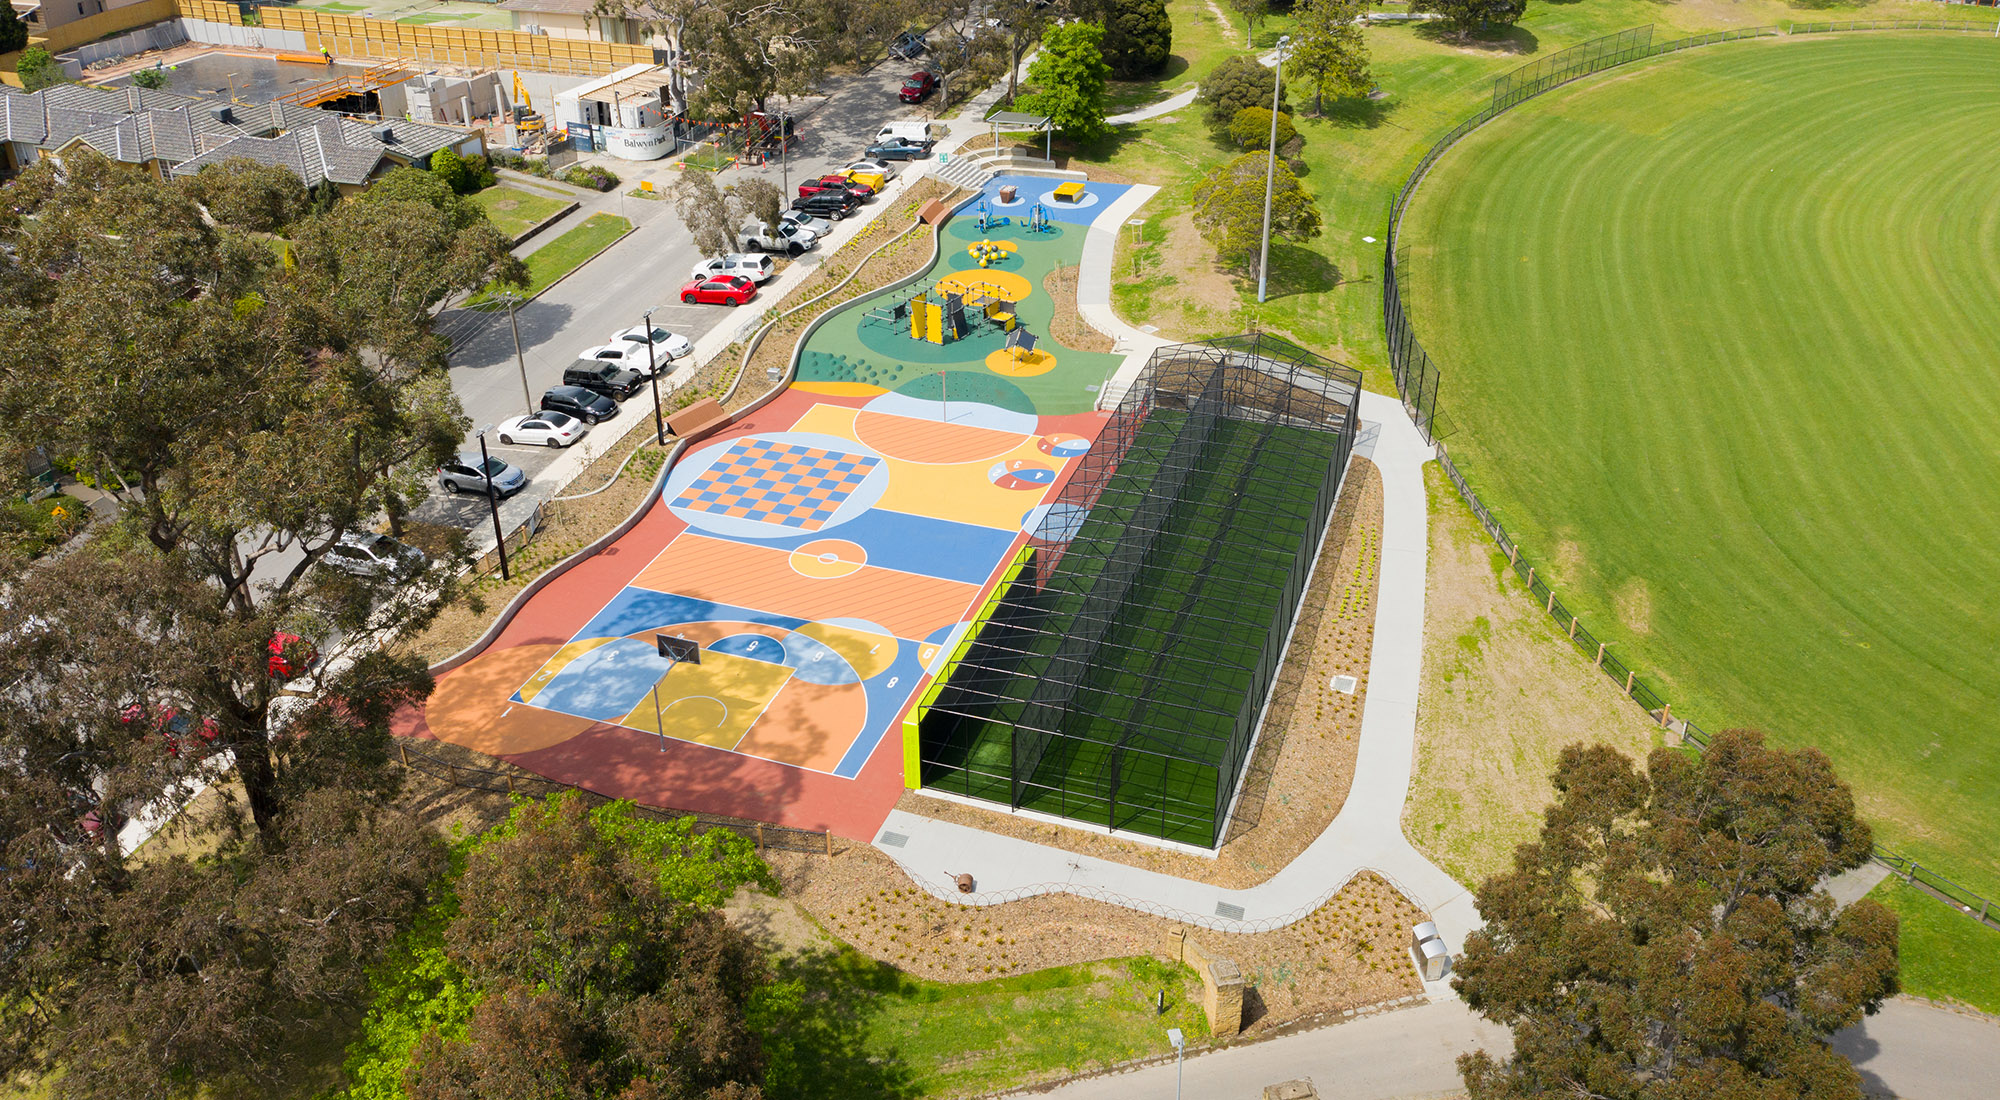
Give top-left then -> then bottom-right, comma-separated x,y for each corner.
876,388 -> 1479,997
1107,47 -> 1284,126
1029,995 -> 2000,1100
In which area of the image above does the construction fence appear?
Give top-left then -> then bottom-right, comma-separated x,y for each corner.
1384,19 -> 2000,933
178,0 -> 654,75
396,739 -> 839,856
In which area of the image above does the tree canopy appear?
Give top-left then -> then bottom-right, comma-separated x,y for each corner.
1410,0 -> 1528,37
1092,0 -> 1172,78
1191,151 -> 1322,273
1286,0 -> 1371,114
1455,731 -> 1899,1100
1199,53 -> 1288,127
1016,20 -> 1113,145
0,1 -> 27,53
1228,106 -> 1297,150
178,156 -> 311,234
15,46 -> 62,92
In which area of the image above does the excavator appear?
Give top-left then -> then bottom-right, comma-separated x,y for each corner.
511,72 -> 545,135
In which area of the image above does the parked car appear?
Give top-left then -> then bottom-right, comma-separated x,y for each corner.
577,341 -> 669,376
267,631 -> 319,679
899,71 -> 938,103
608,324 -> 694,360
863,136 -> 933,160
562,359 -> 643,399
692,253 -> 776,284
791,191 -> 860,220
797,175 -> 873,202
779,210 -> 833,237
840,160 -> 894,190
874,121 -> 934,145
438,452 -> 527,497
680,274 -> 758,306
322,531 -> 428,578
496,410 -> 587,448
739,219 -> 819,255
123,702 -> 220,756
889,30 -> 926,59
541,385 -> 618,425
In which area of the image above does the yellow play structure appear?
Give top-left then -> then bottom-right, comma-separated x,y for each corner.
892,278 -> 1018,345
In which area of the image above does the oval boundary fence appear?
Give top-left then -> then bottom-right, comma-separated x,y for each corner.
1381,18 -> 2000,933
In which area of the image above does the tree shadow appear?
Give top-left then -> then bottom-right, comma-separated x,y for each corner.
1261,241 -> 1343,301
1415,22 -> 1541,55
759,946 -> 922,1100
1310,93 -> 1398,131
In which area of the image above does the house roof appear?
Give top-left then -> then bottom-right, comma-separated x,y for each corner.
169,126 -> 388,188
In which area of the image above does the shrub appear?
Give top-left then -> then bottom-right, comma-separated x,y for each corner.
16,47 -> 64,92
1228,106 -> 1297,150
1199,54 -> 1288,127
130,67 -> 169,90
562,164 -> 621,192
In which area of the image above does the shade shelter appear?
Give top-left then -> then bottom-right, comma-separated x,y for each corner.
986,110 -> 1054,159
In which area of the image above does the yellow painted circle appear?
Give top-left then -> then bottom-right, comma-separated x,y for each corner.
788,539 -> 867,579
937,269 -> 1033,304
796,622 -> 898,679
986,347 -> 1057,377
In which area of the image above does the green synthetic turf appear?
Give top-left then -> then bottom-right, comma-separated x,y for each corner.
1399,34 -> 2000,897
920,414 -> 1337,846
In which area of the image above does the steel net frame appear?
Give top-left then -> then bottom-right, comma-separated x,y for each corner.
914,334 -> 1363,848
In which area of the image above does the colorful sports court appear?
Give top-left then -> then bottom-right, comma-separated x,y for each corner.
404,176 -> 1137,839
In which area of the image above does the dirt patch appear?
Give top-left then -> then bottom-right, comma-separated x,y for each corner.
766,846 -> 1423,1028
899,457 -> 1383,888
1614,577 -> 1654,636
1116,205 -> 1252,341
1043,262 -> 1116,353
1407,464 -> 1670,888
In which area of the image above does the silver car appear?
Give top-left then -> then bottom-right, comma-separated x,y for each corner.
438,453 -> 527,497
322,531 -> 428,579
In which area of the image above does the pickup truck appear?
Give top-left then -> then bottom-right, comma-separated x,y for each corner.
738,219 -> 819,255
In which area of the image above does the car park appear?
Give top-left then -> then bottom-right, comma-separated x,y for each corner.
691,253 -> 776,284
578,341 -> 669,376
680,274 -> 758,306
609,324 -> 694,360
496,410 -> 587,448
438,452 -> 528,497
791,191 -> 860,220
863,137 -> 933,160
739,219 -> 819,255
322,531 -> 429,578
541,385 -> 618,425
889,30 -> 926,59
899,71 -> 938,103
562,359 -> 644,399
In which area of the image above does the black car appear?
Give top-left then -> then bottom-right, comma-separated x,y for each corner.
863,138 -> 933,161
541,385 -> 619,425
889,30 -> 926,60
791,190 -> 859,220
561,359 -> 643,399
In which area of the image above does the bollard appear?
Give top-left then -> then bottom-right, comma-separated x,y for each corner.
1625,670 -> 1636,694
756,823 -> 765,850
1546,590 -> 1556,614
506,774 -> 515,794
1526,566 -> 1535,588
1569,615 -> 1579,639
398,740 -> 409,768
1595,642 -> 1606,667
1660,703 -> 1672,728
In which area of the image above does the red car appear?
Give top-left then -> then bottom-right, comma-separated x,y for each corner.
899,71 -> 937,103
122,702 -> 221,756
680,275 -> 757,306
268,631 -> 318,679
797,175 -> 873,202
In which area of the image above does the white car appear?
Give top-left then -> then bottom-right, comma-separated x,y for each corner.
781,209 -> 833,237
496,410 -> 588,448
578,341 -> 671,377
692,253 -> 776,284
839,158 -> 899,182
322,531 -> 427,579
608,324 -> 694,361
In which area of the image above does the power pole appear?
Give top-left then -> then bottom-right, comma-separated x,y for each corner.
506,294 -> 534,418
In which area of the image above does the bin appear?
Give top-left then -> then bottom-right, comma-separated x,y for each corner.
1418,937 -> 1450,982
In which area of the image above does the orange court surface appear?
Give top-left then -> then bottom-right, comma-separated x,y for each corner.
404,384 -> 1110,839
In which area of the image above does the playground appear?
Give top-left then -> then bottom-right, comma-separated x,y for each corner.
408,175 -> 1133,838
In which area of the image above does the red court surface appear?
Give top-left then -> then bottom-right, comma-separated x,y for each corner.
399,384 -> 1110,841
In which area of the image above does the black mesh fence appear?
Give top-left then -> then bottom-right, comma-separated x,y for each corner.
1386,18 -> 2000,931
916,334 -> 1362,848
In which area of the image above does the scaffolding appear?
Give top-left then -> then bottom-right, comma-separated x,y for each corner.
913,334 -> 1364,848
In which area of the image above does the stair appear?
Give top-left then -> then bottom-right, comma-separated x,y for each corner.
934,152 -> 997,193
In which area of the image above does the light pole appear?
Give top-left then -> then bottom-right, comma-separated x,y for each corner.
502,292 -> 534,418
1256,35 -> 1291,305
1166,1027 -> 1185,1100
642,307 -> 666,444
475,424 -> 510,581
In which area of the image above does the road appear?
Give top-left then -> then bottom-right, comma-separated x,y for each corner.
415,57 -> 948,535
1030,997 -> 2000,1100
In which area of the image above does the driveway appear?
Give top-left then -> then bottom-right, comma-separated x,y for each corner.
416,57 -> 948,535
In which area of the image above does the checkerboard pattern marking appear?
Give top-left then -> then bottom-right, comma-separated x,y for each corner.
673,439 -> 878,530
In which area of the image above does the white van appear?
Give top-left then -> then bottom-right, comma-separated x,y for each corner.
874,121 -> 935,145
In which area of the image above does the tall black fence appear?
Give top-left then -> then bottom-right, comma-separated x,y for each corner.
1383,19 -> 2000,931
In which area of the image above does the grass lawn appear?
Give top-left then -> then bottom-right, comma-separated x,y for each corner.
467,212 -> 630,308
1868,877 -> 2000,1016
769,948 -> 1211,1099
467,183 -> 571,240
1397,34 -> 2000,902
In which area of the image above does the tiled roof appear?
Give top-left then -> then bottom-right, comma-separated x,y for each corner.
169,127 -> 387,188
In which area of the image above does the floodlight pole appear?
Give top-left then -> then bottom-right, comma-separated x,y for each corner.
1167,1028 -> 1185,1100
1256,35 -> 1291,305
476,425 -> 509,581
643,307 -> 666,444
